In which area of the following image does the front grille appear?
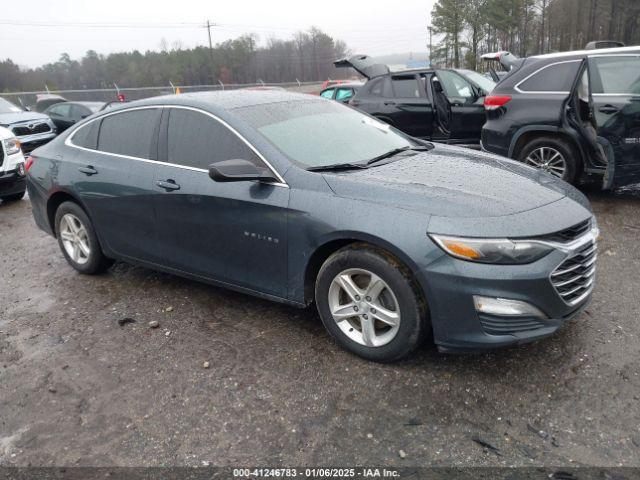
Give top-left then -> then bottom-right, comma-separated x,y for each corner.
479,314 -> 546,335
551,240 -> 597,305
12,122 -> 51,137
537,219 -> 592,243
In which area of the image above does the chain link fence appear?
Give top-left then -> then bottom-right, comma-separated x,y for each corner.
1,81 -> 324,109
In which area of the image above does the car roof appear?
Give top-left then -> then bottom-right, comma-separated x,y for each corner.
109,90 -> 322,114
530,45 -> 640,60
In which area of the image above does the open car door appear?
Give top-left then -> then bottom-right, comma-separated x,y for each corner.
587,54 -> 640,189
334,55 -> 390,80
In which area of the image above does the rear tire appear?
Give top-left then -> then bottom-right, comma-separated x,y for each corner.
1,190 -> 25,202
315,244 -> 430,362
517,136 -> 581,184
54,201 -> 114,275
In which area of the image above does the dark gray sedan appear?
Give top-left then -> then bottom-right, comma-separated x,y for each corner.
26,91 -> 598,361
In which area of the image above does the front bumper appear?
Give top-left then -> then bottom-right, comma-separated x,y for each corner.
418,233 -> 597,352
0,169 -> 26,196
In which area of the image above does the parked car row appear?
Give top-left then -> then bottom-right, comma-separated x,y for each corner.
331,45 -> 640,190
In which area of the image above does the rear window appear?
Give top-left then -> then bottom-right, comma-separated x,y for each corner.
97,108 -> 160,159
517,61 -> 581,93
71,120 -> 101,150
392,76 -> 420,98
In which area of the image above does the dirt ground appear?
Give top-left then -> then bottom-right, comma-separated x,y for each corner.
0,187 -> 639,468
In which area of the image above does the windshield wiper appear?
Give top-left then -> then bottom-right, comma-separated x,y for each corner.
366,145 -> 431,166
307,163 -> 369,172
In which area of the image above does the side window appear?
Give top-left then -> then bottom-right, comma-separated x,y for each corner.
368,78 -> 383,97
97,109 -> 160,159
518,61 -> 581,93
335,88 -> 354,101
590,56 -> 640,95
167,109 -> 264,170
320,89 -> 335,99
392,76 -> 420,98
71,120 -> 101,150
49,104 -> 71,118
436,70 -> 476,101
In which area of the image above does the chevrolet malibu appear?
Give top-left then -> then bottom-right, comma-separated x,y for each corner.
26,91 -> 599,361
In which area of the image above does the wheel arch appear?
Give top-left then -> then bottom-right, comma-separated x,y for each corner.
509,126 -> 586,165
46,190 -> 88,237
302,232 -> 424,306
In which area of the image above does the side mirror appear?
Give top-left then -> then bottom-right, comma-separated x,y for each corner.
208,159 -> 277,183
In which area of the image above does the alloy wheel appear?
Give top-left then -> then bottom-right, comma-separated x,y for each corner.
59,213 -> 91,265
327,268 -> 401,347
524,146 -> 567,179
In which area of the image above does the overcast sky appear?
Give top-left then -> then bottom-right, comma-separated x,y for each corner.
0,0 -> 436,68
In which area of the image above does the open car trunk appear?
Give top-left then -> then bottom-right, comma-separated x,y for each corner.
334,55 -> 391,80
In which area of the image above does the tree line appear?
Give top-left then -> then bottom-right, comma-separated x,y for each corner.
431,0 -> 640,70
0,27 -> 349,93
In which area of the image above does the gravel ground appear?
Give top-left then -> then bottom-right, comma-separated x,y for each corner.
0,188 -> 639,468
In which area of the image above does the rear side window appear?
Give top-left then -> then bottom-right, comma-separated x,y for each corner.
517,61 -> 580,93
71,120 -> 101,150
590,56 -> 640,95
98,109 -> 160,159
392,76 -> 420,98
166,109 -> 264,170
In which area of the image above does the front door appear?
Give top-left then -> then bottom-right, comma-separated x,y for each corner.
152,107 -> 290,297
434,70 -> 486,144
587,55 -> 640,189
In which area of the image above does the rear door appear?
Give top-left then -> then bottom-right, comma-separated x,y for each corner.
152,107 -> 290,297
69,107 -> 163,262
588,54 -> 640,188
435,70 -> 486,143
386,74 -> 433,138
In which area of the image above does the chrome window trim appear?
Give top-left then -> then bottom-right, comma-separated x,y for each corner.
65,104 -> 289,188
514,60 -> 582,95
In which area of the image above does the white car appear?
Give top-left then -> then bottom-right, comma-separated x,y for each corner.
0,126 -> 26,202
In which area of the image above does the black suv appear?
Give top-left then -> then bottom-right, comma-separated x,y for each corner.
482,46 -> 640,189
335,55 -> 496,146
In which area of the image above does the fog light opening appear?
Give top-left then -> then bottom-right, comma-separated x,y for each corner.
473,296 -> 547,319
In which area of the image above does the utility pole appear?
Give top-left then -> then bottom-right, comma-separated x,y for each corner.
206,20 -> 215,83
428,26 -> 433,67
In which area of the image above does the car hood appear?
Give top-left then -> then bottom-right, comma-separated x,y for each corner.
0,111 -> 50,125
322,144 -> 592,236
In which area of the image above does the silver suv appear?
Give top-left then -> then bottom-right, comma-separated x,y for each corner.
0,97 -> 57,153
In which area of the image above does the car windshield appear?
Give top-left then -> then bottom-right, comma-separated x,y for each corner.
233,99 -> 413,169
459,69 -> 497,94
0,98 -> 23,114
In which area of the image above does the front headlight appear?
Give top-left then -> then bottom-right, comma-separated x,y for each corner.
2,137 -> 21,155
429,234 -> 554,265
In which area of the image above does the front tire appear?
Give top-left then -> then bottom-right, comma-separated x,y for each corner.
315,244 -> 429,362
54,201 -> 114,274
517,136 -> 580,184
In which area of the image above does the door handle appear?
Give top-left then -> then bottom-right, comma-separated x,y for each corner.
156,179 -> 180,191
599,105 -> 620,115
78,165 -> 98,176
383,101 -> 397,106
